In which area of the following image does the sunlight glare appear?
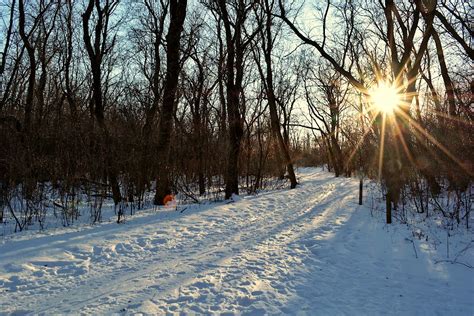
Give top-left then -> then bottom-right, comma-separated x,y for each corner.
370,82 -> 400,114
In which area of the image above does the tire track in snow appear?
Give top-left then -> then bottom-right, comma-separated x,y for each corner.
2,170 -> 359,314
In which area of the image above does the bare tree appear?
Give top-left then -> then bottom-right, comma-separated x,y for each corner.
153,0 -> 187,205
35,2 -> 60,125
210,0 -> 260,199
0,0 -> 16,77
82,0 -> 122,219
61,0 -> 78,118
254,0 -> 297,188
18,0 -> 39,131
303,63 -> 349,177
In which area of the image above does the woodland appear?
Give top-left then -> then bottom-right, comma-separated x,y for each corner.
0,0 -> 472,230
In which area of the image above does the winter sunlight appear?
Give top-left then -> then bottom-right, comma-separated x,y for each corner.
369,81 -> 401,114
1,0 -> 472,314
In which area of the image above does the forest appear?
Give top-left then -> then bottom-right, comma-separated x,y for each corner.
0,0 -> 472,230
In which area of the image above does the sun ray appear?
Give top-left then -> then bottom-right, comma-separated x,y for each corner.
395,109 -> 473,176
391,113 -> 416,169
429,110 -> 474,126
394,110 -> 450,171
345,113 -> 379,168
378,113 -> 387,180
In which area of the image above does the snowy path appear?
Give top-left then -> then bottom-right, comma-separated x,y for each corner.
1,169 -> 473,315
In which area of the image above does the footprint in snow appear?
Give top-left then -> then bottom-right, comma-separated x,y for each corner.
114,243 -> 133,254
151,237 -> 167,245
302,239 -> 318,248
319,225 -> 332,232
191,281 -> 213,289
136,237 -> 149,247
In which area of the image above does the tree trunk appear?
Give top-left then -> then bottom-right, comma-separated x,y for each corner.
82,0 -> 122,210
330,134 -> 344,177
260,0 -> 297,189
153,0 -> 187,205
217,0 -> 248,200
432,30 -> 457,116
64,0 -> 77,118
386,191 -> 392,224
224,85 -> 243,199
0,0 -> 15,77
18,0 -> 36,132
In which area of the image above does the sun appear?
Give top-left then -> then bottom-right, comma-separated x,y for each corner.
369,81 -> 401,114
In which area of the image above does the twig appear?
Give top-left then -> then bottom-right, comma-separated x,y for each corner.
53,201 -> 65,209
453,241 -> 473,262
434,260 -> 473,269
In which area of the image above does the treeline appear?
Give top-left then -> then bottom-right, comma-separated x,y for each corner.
0,0 -> 472,230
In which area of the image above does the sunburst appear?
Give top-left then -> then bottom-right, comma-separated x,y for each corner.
369,81 -> 401,114
343,78 -> 472,180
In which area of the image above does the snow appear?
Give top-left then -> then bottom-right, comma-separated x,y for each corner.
1,168 -> 473,315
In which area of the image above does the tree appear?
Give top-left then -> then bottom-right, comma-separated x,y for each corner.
182,43 -> 216,195
132,0 -> 169,200
254,0 -> 297,188
153,0 -> 187,205
303,63 -> 349,177
18,0 -> 39,131
210,0 -> 259,199
82,0 -> 123,219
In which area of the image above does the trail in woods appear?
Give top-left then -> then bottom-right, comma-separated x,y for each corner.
0,168 -> 472,315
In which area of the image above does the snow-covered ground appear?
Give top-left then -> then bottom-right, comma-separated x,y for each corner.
1,168 -> 473,315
